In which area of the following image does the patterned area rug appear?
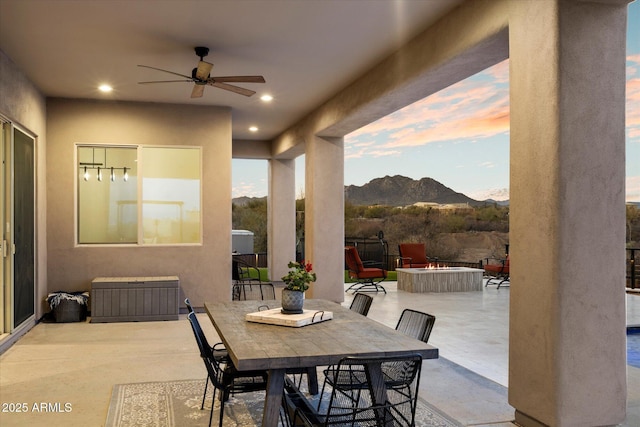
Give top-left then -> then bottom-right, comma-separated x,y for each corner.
105,378 -> 462,427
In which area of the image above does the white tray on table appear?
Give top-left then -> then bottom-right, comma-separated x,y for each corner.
245,307 -> 333,327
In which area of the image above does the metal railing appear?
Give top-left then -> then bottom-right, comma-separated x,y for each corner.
629,248 -> 640,289
235,248 -> 635,285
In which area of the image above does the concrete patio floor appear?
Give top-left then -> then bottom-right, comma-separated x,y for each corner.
1,281 -> 639,426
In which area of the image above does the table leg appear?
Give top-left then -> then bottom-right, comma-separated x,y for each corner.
263,368 -> 286,427
306,367 -> 319,395
366,363 -> 393,427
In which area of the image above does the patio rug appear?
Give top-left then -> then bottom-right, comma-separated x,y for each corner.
105,377 -> 462,427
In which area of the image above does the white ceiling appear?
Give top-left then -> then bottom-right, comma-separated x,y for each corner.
0,0 -> 463,141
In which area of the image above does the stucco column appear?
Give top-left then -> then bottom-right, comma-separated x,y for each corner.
268,158 -> 296,283
304,136 -> 345,302
509,0 -> 628,425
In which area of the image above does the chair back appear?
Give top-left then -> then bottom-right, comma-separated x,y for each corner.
232,256 -> 261,284
349,293 -> 373,316
344,246 -> 364,274
398,243 -> 428,266
184,298 -> 194,313
232,283 -> 276,301
326,354 -> 423,426
395,309 -> 436,344
187,312 -> 224,388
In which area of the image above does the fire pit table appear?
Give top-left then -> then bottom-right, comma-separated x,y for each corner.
396,267 -> 484,293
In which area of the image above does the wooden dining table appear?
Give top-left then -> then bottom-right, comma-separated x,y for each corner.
204,298 -> 439,427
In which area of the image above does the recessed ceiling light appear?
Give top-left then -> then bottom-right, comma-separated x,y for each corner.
249,126 -> 259,132
260,94 -> 273,102
98,84 -> 113,93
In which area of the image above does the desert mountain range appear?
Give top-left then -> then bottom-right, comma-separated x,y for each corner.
234,175 -> 507,207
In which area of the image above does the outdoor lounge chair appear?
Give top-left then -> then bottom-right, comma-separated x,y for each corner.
398,243 -> 432,268
344,246 -> 387,294
484,255 -> 510,288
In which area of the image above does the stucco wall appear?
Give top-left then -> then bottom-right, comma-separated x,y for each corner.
46,98 -> 233,310
0,49 -> 47,320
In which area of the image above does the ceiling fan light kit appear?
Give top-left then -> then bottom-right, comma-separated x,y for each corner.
138,46 -> 265,98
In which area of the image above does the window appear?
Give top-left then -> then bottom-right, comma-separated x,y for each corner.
77,145 -> 201,245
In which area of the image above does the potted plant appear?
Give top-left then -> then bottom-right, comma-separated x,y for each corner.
281,260 -> 316,314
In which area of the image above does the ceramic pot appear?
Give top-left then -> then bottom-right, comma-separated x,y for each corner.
281,289 -> 304,314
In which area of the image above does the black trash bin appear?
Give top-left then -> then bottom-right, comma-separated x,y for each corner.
47,291 -> 89,323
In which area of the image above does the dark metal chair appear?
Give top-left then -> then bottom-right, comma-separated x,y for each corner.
232,282 -> 276,301
318,308 -> 433,412
484,255 -> 510,288
232,255 -> 262,285
395,308 -> 436,344
283,354 -> 423,427
185,297 -> 229,362
187,312 -> 268,427
344,246 -> 387,294
349,292 -> 373,317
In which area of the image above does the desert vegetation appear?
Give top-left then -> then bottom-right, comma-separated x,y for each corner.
233,199 -> 640,262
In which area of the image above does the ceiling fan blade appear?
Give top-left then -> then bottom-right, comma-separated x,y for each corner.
138,65 -> 192,80
195,61 -> 213,80
138,80 -> 193,84
191,84 -> 205,98
208,81 -> 256,97
210,76 -> 265,83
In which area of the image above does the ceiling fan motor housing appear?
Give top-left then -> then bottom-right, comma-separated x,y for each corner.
192,67 -> 208,83
195,46 -> 209,59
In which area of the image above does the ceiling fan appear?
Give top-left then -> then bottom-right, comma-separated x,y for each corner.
138,46 -> 265,98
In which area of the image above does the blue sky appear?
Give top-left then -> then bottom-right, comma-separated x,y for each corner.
233,2 -> 640,202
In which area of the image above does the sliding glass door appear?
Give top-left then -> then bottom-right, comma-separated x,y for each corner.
12,128 -> 35,326
0,119 -> 36,334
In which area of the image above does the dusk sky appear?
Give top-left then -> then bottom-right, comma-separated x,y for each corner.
233,3 -> 640,202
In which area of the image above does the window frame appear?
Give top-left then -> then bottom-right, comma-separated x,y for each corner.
74,143 -> 203,247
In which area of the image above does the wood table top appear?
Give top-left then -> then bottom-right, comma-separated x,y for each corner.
204,299 -> 438,371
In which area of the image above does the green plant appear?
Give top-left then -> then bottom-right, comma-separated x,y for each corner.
281,261 -> 316,292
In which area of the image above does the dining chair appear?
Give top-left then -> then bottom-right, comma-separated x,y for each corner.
349,292 -> 373,316
185,297 -> 229,361
232,282 -> 276,301
283,354 -> 423,427
395,308 -> 436,344
318,308 -> 434,409
187,312 -> 268,427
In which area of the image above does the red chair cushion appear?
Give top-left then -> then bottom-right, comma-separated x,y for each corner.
399,243 -> 429,266
357,268 -> 386,279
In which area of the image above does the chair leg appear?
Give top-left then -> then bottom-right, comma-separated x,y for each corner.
209,390 -> 215,427
201,378 -> 209,410
346,280 -> 386,294
217,399 -> 224,427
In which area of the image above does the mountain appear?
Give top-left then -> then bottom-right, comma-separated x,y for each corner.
344,175 -> 483,207
468,188 -> 510,203
232,196 -> 266,206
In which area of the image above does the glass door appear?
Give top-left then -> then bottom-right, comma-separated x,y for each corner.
12,127 -> 35,327
0,121 -> 7,334
0,119 -> 36,334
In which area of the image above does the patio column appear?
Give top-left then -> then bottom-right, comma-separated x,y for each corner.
509,0 -> 628,425
268,158 -> 296,283
304,135 -> 345,302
